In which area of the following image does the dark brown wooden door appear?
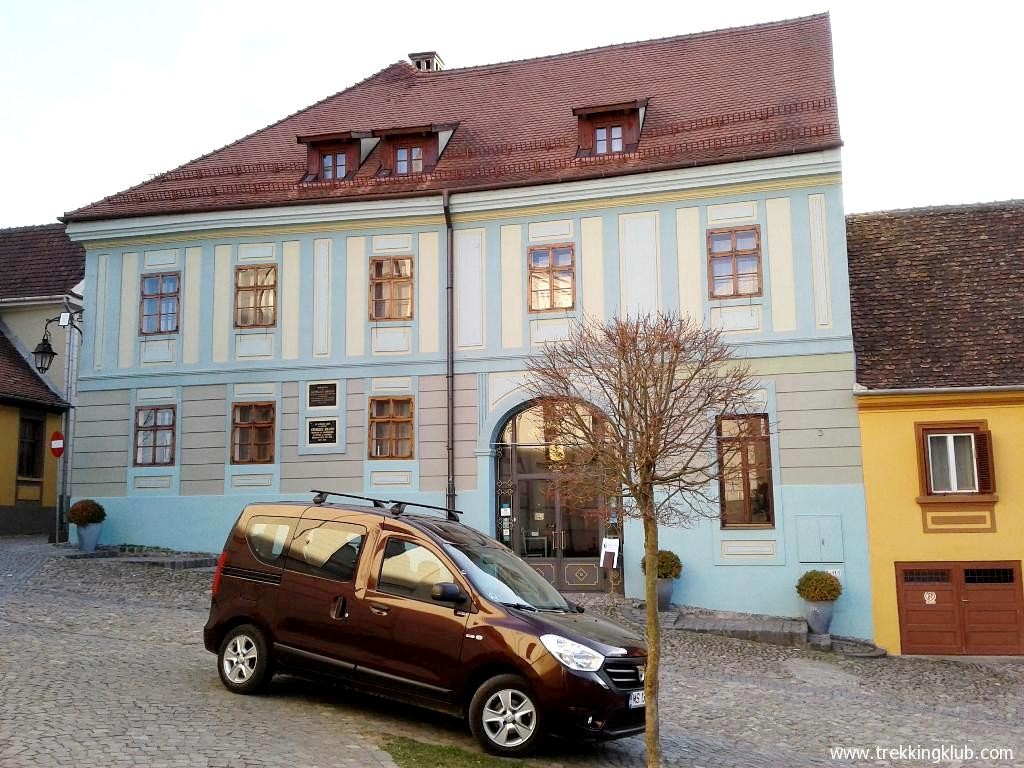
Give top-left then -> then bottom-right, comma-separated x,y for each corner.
896,562 -> 1023,655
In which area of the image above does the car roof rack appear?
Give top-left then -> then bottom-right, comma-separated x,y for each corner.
310,489 -> 463,522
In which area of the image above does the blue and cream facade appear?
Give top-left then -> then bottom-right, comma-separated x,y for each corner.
67,149 -> 872,638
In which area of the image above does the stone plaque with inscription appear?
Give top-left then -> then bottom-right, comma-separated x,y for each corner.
308,382 -> 337,408
307,418 -> 338,446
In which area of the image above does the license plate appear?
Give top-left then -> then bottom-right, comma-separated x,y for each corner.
628,690 -> 645,708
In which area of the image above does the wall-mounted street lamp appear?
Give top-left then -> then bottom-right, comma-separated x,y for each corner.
33,311 -> 82,374
33,334 -> 57,373
33,307 -> 84,544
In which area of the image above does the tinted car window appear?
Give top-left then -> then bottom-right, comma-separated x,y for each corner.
286,520 -> 366,581
377,538 -> 455,602
246,516 -> 294,565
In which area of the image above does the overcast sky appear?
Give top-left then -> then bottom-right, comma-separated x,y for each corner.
1,1 -> 1020,227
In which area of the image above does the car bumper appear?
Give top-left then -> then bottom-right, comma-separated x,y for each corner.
202,624 -> 218,653
537,665 -> 646,741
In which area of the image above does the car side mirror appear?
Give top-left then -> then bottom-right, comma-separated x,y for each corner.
431,582 -> 467,604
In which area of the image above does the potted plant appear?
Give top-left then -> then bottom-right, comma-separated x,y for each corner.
796,570 -> 842,634
68,499 -> 106,554
640,549 -> 683,611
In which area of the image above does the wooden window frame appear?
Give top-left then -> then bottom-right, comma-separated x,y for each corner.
16,411 -> 45,480
527,243 -> 576,313
320,148 -> 348,181
706,226 -> 763,300
914,420 -> 997,508
234,265 -> 278,329
231,402 -> 276,465
593,123 -> 625,155
368,256 -> 415,321
716,414 -> 775,528
395,145 -> 424,175
368,396 -> 415,460
133,405 -> 176,467
138,271 -> 180,336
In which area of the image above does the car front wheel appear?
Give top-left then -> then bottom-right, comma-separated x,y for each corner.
469,674 -> 543,756
217,624 -> 271,694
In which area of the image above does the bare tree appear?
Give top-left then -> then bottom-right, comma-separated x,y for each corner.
525,312 -> 759,768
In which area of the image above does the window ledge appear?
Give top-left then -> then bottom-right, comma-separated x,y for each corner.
720,523 -> 776,531
916,493 -> 998,509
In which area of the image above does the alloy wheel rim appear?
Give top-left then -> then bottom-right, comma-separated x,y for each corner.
481,688 -> 536,746
222,634 -> 258,683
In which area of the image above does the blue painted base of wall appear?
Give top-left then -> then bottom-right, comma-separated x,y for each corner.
622,484 -> 873,640
77,483 -> 872,641
72,488 -> 493,555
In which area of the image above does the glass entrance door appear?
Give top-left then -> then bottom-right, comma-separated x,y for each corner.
497,458 -> 604,590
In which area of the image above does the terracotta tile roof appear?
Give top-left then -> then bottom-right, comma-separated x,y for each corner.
0,326 -> 67,410
65,14 -> 840,222
0,224 -> 85,302
847,201 -> 1024,390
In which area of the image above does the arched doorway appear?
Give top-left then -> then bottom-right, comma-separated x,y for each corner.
494,403 -> 606,591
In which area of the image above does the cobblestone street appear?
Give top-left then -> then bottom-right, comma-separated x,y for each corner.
1,537 -> 1021,768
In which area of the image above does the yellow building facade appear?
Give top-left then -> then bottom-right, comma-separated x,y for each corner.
859,392 -> 1024,655
0,222 -> 83,536
0,405 -> 63,510
848,201 -> 1024,656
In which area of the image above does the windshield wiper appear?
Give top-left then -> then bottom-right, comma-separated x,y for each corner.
500,601 -> 538,612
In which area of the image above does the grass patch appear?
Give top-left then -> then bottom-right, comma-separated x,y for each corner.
382,736 -> 524,768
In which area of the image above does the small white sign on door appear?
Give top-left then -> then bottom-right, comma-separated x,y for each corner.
600,538 -> 620,569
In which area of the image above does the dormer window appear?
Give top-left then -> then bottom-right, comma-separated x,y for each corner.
573,99 -> 648,158
297,132 -> 367,183
395,146 -> 423,175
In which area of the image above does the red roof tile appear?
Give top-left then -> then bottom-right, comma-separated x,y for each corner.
0,224 -> 85,302
65,14 -> 840,222
847,201 -> 1024,390
0,327 -> 67,410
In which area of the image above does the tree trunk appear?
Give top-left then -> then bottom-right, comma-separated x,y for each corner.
641,491 -> 662,768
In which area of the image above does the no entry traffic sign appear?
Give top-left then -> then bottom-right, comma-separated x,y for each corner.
50,431 -> 65,458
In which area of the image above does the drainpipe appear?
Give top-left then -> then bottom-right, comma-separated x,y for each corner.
442,191 -> 456,512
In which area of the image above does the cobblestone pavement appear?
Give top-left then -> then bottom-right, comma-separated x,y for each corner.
1,538 -> 1021,768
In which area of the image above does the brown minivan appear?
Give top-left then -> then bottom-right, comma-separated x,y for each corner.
203,494 -> 647,756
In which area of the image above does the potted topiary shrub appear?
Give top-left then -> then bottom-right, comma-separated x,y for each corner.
640,549 -> 683,611
68,499 -> 106,554
796,570 -> 842,634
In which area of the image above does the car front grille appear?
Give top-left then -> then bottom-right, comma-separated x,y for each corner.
603,659 -> 645,690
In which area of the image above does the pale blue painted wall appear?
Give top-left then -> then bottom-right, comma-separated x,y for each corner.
73,174 -> 872,639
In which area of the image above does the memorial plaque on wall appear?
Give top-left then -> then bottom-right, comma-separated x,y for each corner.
307,418 -> 338,446
307,382 -> 338,408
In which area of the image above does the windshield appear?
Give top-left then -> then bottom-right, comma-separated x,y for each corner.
444,542 -> 569,612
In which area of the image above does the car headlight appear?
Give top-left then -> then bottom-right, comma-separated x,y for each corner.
540,634 -> 604,672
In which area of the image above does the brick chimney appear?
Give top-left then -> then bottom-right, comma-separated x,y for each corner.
409,51 -> 444,72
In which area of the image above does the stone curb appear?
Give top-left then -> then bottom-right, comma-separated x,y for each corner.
60,546 -> 217,570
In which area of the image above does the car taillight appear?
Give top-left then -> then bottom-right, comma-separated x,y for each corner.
211,551 -> 229,598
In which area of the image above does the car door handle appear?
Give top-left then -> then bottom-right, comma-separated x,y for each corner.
369,603 -> 390,616
331,597 -> 348,620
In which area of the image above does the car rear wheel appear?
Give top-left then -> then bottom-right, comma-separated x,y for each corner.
469,674 -> 542,756
217,624 -> 271,694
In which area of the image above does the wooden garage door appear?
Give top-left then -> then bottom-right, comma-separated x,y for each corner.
896,562 -> 1023,655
